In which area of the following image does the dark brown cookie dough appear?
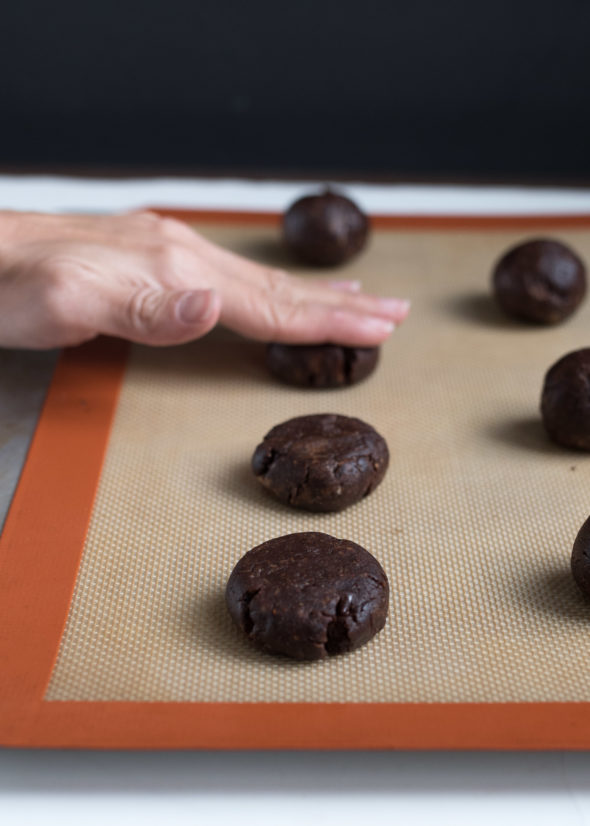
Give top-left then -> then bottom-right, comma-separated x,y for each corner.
252,413 -> 389,512
541,348 -> 590,450
492,238 -> 586,324
226,531 -> 389,660
282,190 -> 369,267
266,343 -> 379,388
572,515 -> 590,597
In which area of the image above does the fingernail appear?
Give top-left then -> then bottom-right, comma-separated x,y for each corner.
363,317 -> 395,334
177,289 -> 214,324
329,279 -> 362,292
377,297 -> 411,314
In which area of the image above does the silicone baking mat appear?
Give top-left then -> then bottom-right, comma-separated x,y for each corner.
3,211 -> 590,749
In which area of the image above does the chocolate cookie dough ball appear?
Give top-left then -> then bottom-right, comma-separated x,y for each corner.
492,239 -> 586,324
266,343 -> 379,388
572,516 -> 590,597
226,531 -> 389,660
252,413 -> 389,512
282,190 -> 369,266
541,348 -> 590,449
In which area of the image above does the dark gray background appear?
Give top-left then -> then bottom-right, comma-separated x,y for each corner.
1,1 -> 589,180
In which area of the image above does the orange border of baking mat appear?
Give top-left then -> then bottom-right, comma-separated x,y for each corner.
3,209 -> 590,751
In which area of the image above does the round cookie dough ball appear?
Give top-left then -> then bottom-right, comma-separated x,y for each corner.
541,348 -> 590,450
226,531 -> 390,660
492,238 -> 586,324
282,190 -> 369,266
252,413 -> 389,512
572,515 -> 590,597
266,343 -> 379,388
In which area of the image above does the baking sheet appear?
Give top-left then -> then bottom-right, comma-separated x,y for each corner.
45,221 -> 590,704
4,212 -> 590,749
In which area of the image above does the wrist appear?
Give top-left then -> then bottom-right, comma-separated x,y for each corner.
0,211 -> 53,276
0,210 -> 22,242
0,211 -> 22,277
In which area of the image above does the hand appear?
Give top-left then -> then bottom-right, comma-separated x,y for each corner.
0,210 -> 410,349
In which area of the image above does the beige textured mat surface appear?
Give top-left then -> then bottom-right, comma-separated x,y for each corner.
46,223 -> 590,703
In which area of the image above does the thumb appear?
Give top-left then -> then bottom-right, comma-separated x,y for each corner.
105,287 -> 221,345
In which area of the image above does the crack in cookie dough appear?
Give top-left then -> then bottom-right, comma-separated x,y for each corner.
226,532 -> 390,660
265,343 -> 379,389
251,413 -> 389,512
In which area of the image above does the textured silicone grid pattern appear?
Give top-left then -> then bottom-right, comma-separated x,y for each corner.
46,224 -> 590,702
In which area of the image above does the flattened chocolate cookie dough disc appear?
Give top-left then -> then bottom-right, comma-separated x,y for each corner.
541,348 -> 590,450
572,516 -> 590,597
492,238 -> 586,324
226,532 -> 389,660
252,413 -> 389,512
282,191 -> 369,267
266,343 -> 379,388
